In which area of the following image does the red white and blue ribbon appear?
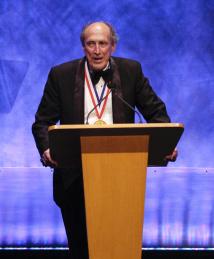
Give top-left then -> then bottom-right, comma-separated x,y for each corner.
85,62 -> 111,120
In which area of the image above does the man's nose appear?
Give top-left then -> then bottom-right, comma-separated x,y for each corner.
94,43 -> 101,54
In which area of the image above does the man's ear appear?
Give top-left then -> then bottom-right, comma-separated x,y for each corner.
111,43 -> 116,54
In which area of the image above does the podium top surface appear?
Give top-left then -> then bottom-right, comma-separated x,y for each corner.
49,123 -> 183,132
48,123 -> 184,166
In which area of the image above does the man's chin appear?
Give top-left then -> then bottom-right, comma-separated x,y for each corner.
90,62 -> 107,71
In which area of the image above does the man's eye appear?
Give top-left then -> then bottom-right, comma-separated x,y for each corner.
100,42 -> 108,47
87,42 -> 95,47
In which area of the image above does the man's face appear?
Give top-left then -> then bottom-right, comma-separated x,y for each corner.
83,23 -> 116,71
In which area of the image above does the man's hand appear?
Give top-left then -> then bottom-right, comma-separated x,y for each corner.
164,148 -> 178,162
40,149 -> 58,168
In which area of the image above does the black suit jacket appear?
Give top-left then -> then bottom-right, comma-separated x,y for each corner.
32,56 -> 170,205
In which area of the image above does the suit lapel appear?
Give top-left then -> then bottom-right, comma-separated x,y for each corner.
110,57 -> 126,123
72,58 -> 85,124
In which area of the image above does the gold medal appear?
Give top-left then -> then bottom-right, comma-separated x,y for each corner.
94,120 -> 107,125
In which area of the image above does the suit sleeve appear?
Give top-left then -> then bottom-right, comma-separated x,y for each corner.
135,63 -> 171,123
32,68 -> 61,156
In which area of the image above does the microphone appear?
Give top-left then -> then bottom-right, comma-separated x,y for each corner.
85,87 -> 112,124
108,83 -> 143,124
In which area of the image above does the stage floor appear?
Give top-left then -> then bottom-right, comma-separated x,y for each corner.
0,250 -> 213,259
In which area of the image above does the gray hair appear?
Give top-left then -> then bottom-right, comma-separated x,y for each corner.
80,21 -> 118,46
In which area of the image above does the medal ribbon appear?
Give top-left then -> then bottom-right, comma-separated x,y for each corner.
85,64 -> 111,120
93,82 -> 107,107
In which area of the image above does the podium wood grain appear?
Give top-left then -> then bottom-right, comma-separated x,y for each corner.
81,135 -> 149,259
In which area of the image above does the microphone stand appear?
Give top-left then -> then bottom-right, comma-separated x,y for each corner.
110,87 -> 143,124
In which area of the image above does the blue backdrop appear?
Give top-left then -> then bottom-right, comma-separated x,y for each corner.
0,0 -> 214,249
0,0 -> 213,167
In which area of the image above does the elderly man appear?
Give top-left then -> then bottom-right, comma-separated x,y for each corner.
32,21 -> 176,259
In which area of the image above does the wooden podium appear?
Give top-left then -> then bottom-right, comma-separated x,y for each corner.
48,123 -> 184,259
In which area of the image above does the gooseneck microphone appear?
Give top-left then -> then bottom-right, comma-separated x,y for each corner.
107,83 -> 143,124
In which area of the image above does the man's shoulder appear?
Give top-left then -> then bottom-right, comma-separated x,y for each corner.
112,56 -> 141,68
52,58 -> 84,72
111,57 -> 142,76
